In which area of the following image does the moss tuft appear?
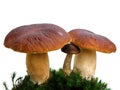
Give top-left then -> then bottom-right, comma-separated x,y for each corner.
3,69 -> 111,90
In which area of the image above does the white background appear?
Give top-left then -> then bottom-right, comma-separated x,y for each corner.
0,0 -> 120,90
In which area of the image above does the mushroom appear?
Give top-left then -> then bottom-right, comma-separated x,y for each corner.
61,43 -> 80,75
4,23 -> 71,84
69,29 -> 116,79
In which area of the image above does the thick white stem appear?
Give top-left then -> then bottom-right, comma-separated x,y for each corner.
63,54 -> 72,75
26,53 -> 49,84
73,49 -> 96,79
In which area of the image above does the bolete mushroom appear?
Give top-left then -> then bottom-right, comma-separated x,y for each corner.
61,43 -> 80,75
69,29 -> 116,79
4,23 -> 71,84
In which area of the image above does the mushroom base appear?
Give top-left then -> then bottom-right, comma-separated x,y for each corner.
26,53 -> 49,84
73,49 -> 96,80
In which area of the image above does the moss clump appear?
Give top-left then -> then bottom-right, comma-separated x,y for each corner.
3,69 -> 111,90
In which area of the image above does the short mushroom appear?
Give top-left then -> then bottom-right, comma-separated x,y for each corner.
69,29 -> 116,79
61,43 -> 80,75
4,23 -> 71,84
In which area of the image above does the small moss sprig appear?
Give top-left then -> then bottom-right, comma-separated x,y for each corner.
3,69 -> 111,90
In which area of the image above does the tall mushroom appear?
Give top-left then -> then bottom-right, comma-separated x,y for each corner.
69,29 -> 116,79
4,23 -> 71,84
61,43 -> 80,75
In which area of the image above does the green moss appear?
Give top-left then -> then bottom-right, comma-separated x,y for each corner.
3,69 -> 111,90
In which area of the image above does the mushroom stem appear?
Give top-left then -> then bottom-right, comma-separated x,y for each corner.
73,49 -> 96,80
26,53 -> 49,84
63,53 -> 72,75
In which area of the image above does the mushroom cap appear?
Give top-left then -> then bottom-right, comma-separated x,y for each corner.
4,23 -> 71,53
69,29 -> 116,53
61,43 -> 80,54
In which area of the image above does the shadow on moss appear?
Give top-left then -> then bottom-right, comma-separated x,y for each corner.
3,69 -> 111,90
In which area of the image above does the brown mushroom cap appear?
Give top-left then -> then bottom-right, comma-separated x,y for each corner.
61,43 -> 80,54
4,23 -> 71,53
69,29 -> 116,53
